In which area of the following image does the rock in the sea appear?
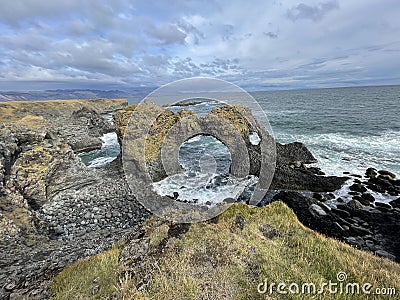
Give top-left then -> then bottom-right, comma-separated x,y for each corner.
389,198 -> 400,208
306,166 -> 325,175
374,202 -> 392,209
365,167 -> 378,178
378,170 -> 396,180
270,165 -> 348,192
349,183 -> 367,193
346,199 -> 364,210
361,193 -> 375,203
352,195 -> 371,206
367,176 -> 400,196
275,142 -> 317,165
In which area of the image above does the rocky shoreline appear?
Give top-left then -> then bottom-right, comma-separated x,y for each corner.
0,100 -> 399,298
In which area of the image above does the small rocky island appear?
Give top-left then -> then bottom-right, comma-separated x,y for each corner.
0,99 -> 399,298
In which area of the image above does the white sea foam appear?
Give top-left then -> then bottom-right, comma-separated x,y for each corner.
101,132 -> 118,147
87,156 -> 116,168
276,130 -> 400,177
78,132 -> 120,168
184,135 -> 201,143
152,172 -> 258,206
326,177 -> 398,206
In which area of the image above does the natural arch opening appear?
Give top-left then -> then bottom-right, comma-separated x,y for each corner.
152,134 -> 258,206
178,135 -> 232,176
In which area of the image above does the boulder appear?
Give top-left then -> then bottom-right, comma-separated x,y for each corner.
361,193 -> 375,203
275,142 -> 317,166
349,183 -> 367,193
389,198 -> 400,208
378,170 -> 396,180
270,165 -> 348,192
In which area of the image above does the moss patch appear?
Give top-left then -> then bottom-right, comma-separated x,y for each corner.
144,109 -> 193,162
211,105 -> 251,134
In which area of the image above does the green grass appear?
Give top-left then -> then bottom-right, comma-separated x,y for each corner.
50,202 -> 400,299
50,245 -> 121,300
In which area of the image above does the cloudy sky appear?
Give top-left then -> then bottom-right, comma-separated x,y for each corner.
0,0 -> 399,91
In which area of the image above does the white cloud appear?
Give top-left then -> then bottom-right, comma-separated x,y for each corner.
0,0 -> 399,90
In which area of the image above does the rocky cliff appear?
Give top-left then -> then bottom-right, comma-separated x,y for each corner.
0,99 -> 150,299
0,99 -> 127,152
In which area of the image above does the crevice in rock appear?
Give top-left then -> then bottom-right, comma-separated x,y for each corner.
3,142 -> 22,186
26,196 -> 41,211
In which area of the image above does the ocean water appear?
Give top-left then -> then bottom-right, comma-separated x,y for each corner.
252,85 -> 400,176
77,114 -> 120,168
80,85 -> 400,203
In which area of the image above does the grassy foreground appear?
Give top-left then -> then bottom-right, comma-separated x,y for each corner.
50,201 -> 400,299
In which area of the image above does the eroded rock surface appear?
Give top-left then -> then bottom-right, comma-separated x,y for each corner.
0,100 -> 150,299
114,104 -> 348,192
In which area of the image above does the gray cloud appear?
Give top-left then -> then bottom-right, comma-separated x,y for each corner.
263,31 -> 278,39
146,23 -> 187,45
0,0 -> 80,26
287,0 -> 339,22
221,24 -> 235,41
177,20 -> 205,45
0,0 -> 399,91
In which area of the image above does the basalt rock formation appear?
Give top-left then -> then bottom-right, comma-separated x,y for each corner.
0,99 -> 150,299
114,104 -> 348,192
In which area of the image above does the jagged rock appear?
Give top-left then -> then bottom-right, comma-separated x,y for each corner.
367,176 -> 400,196
353,195 -> 371,206
361,193 -> 375,203
270,165 -> 348,192
275,142 -> 317,166
309,203 -> 327,216
374,202 -> 392,209
0,99 -> 152,299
